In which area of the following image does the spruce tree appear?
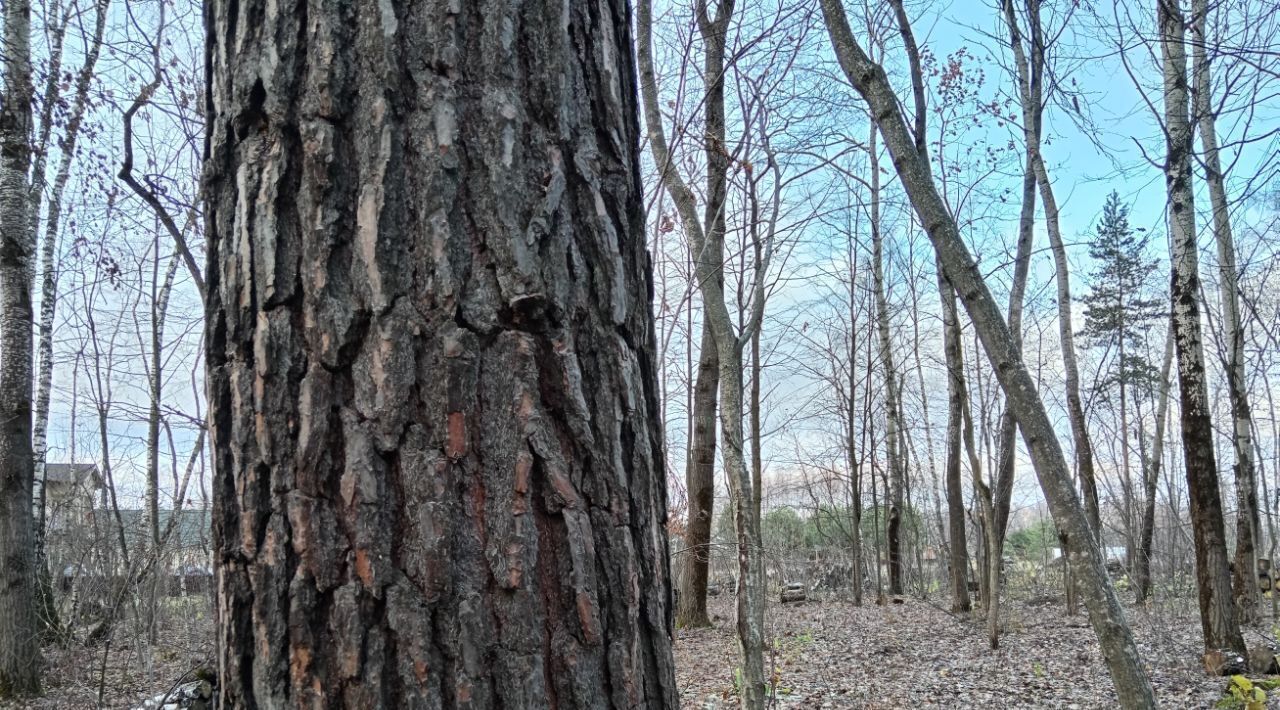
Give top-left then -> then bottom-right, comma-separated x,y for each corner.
1080,191 -> 1163,573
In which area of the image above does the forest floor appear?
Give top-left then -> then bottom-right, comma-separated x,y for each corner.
1,592 -> 1273,708
675,594 -> 1269,709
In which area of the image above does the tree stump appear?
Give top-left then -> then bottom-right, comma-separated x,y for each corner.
780,583 -> 806,603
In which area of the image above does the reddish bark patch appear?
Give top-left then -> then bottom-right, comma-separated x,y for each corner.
446,412 -> 467,459
354,549 -> 374,588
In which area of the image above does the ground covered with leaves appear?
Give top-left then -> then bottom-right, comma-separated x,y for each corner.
2,592 -> 1273,708
675,595 -> 1271,708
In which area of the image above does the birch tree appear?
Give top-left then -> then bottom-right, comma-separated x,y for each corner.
1189,0 -> 1262,623
0,0 -> 43,695
1157,0 -> 1245,655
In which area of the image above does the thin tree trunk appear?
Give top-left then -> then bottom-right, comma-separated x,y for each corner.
1120,338 -> 1136,570
869,124 -> 905,597
1190,0 -> 1260,624
30,0 -> 111,637
640,1 -> 773,705
992,155 -> 1035,551
1001,0 -> 1101,543
0,0 -> 41,695
679,325 -> 719,628
1136,329 -> 1174,603
939,260 -> 970,613
205,1 -> 678,705
819,4 -> 1157,704
846,235 -> 864,607
143,250 -> 179,643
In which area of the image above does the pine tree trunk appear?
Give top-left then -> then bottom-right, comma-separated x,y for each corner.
0,0 -> 42,696
819,3 -> 1157,704
1159,0 -> 1246,655
1190,0 -> 1260,624
204,2 -> 678,706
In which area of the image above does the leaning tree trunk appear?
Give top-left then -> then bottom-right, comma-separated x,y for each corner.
0,0 -> 42,697
1190,0 -> 1260,624
678,324 -> 719,628
819,3 -> 1157,705
204,2 -> 678,706
1158,0 -> 1245,655
1136,329 -> 1174,603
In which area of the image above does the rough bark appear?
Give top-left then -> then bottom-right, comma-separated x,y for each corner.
1135,329 -> 1174,603
818,2 -> 1157,705
204,1 -> 678,706
0,0 -> 42,695
1158,0 -> 1245,655
1190,0 -> 1260,623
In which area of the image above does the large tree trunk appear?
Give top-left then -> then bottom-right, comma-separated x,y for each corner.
204,1 -> 678,706
677,324 -> 718,628
1135,330 -> 1174,603
1158,0 -> 1245,655
819,3 -> 1157,705
0,0 -> 42,697
1190,0 -> 1260,624
939,261 -> 970,613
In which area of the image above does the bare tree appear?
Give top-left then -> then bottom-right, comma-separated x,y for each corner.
30,0 -> 111,633
818,1 -> 1157,704
1000,0 -> 1101,543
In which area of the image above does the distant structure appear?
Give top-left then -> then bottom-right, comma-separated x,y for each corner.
39,463 -> 212,596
